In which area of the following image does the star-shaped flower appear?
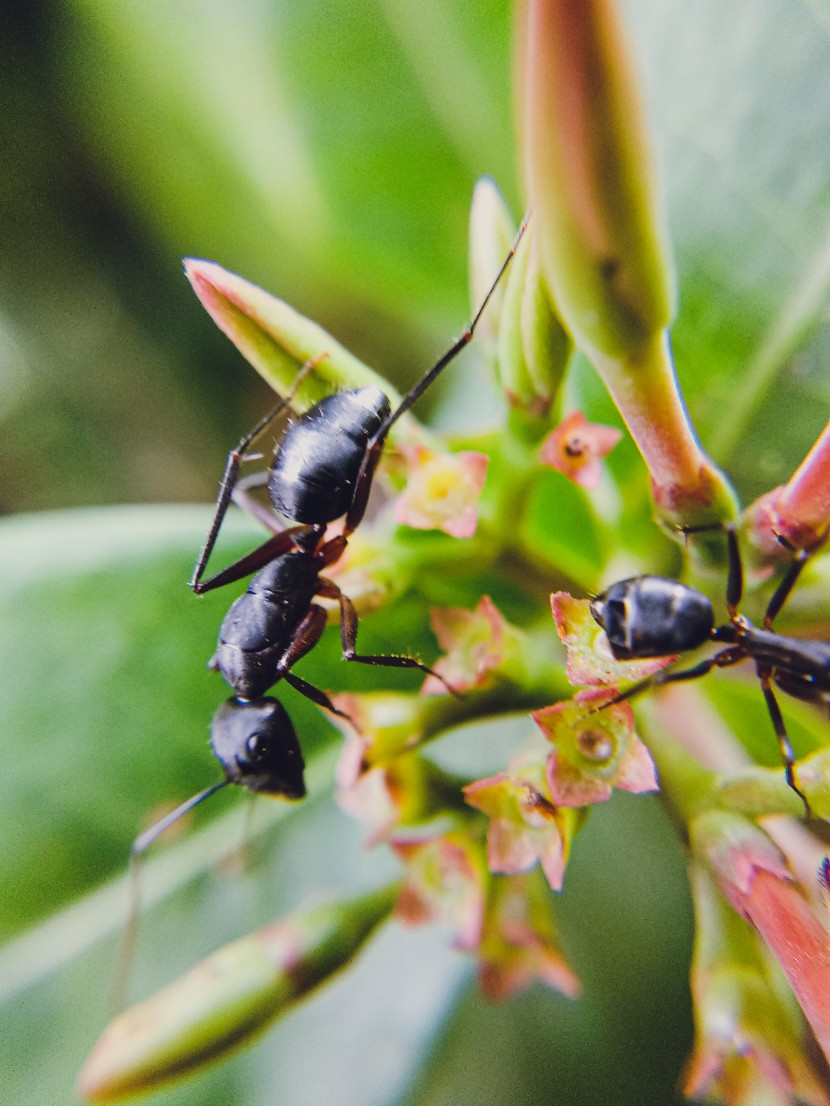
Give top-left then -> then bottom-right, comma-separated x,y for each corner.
539,410 -> 622,489
533,690 -> 659,806
394,446 -> 488,538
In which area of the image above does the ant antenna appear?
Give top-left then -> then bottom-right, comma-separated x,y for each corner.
377,212 -> 530,437
111,779 -> 230,1013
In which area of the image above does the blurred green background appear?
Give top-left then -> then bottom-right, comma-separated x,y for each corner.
2,1 -> 830,1104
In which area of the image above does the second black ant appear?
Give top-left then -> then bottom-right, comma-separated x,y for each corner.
589,522 -> 829,816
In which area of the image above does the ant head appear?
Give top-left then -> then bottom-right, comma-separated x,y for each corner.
211,697 -> 306,800
589,594 -> 608,632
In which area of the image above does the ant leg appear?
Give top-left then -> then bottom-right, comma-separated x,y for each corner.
319,579 -> 461,696
271,604 -> 357,719
681,521 -> 743,616
594,646 -> 747,710
757,668 -> 811,817
283,672 -> 353,721
722,523 -> 744,617
190,356 -> 323,590
190,399 -> 297,590
763,548 -> 810,629
344,215 -> 529,535
265,604 -> 353,721
231,471 -> 286,535
192,525 -> 316,595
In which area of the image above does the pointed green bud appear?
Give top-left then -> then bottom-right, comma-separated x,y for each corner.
519,241 -> 572,408
496,230 -> 571,414
520,0 -> 673,360
473,179 -> 571,413
79,885 -> 396,1102
469,177 -> 516,349
184,259 -> 402,411
519,0 -> 737,526
746,421 -> 830,556
470,179 -> 571,414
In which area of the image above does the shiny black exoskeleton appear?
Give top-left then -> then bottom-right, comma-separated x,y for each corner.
269,387 -> 391,524
131,696 -> 306,863
591,577 -> 714,659
210,528 -> 325,702
190,218 -> 528,717
211,696 -> 305,799
118,694 -> 305,1007
590,524 -> 828,815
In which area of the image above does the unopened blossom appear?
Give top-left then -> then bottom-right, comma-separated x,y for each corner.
464,759 -> 576,891
478,873 -> 581,1001
684,859 -> 830,1106
79,887 -> 396,1101
691,809 -> 830,1067
393,445 -> 488,538
184,258 -> 395,409
746,420 -> 830,555
539,410 -> 622,488
685,965 -> 830,1106
533,690 -> 658,806
394,832 -> 487,951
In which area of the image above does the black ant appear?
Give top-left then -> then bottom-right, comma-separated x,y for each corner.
135,217 -> 528,847
188,218 -> 527,727
115,221 -> 527,1003
588,522 -> 829,816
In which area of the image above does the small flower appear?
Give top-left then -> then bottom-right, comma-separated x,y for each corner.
393,446 -> 488,538
336,743 -> 415,844
330,691 -> 427,767
394,832 -> 487,951
539,411 -> 622,488
464,759 -> 577,892
533,690 -> 658,806
423,595 -> 519,695
551,591 -> 675,687
478,873 -> 581,1001
333,696 -> 441,842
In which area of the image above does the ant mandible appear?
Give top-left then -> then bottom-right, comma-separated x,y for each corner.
589,522 -> 827,816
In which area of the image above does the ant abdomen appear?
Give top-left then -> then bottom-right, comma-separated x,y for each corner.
269,387 -> 391,523
591,576 -> 715,659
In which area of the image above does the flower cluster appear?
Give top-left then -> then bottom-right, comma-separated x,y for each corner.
80,1 -> 830,1103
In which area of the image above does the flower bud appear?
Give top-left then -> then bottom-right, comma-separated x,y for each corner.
79,887 -> 396,1101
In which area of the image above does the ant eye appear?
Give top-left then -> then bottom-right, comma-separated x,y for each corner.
246,732 -> 270,762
